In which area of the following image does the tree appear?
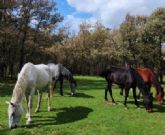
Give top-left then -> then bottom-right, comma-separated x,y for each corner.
145,8 -> 165,83
0,0 -> 63,78
12,0 -> 63,70
0,0 -> 18,78
119,14 -> 139,66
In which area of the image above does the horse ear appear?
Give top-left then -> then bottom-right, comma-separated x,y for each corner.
5,101 -> 10,105
5,101 -> 16,107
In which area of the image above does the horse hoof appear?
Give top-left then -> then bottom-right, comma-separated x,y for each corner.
35,109 -> 39,113
26,120 -> 32,125
26,114 -> 29,119
112,102 -> 116,105
104,100 -> 111,104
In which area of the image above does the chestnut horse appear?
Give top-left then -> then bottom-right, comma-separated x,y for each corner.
135,68 -> 164,105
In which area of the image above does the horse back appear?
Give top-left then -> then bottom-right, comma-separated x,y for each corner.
47,63 -> 60,80
135,68 -> 157,83
31,64 -> 51,88
101,67 -> 133,86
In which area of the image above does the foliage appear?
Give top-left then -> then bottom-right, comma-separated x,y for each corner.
0,6 -> 165,77
0,0 -> 63,77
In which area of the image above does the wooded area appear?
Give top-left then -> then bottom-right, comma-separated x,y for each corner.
0,1 -> 165,82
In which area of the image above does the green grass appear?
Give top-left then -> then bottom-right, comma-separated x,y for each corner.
0,76 -> 165,135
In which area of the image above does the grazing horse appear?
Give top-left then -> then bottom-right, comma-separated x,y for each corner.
135,68 -> 164,105
48,63 -> 77,96
100,66 -> 153,112
6,62 -> 53,128
120,68 -> 164,104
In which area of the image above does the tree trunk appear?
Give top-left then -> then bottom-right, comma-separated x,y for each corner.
19,29 -> 27,71
159,37 -> 163,84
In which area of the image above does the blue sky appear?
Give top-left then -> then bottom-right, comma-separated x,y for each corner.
56,0 -> 92,19
56,0 -> 165,33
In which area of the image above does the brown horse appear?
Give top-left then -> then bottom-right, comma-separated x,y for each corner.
100,66 -> 153,112
135,68 -> 164,105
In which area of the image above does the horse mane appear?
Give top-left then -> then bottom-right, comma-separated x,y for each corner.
136,67 -> 163,94
11,62 -> 33,104
100,66 -> 128,77
48,63 -> 74,82
58,64 -> 74,82
100,68 -> 111,77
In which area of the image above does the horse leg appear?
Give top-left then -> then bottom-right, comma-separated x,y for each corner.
124,87 -> 129,109
35,90 -> 42,112
26,95 -> 33,124
52,80 -> 57,96
70,82 -> 75,96
25,94 -> 30,119
108,83 -> 115,103
147,83 -> 151,92
120,87 -> 124,96
59,78 -> 64,96
26,88 -> 35,124
105,85 -> 109,101
132,87 -> 139,108
47,83 -> 52,111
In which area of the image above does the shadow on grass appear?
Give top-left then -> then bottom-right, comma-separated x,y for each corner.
52,92 -> 95,99
20,106 -> 93,128
152,104 -> 165,113
0,124 -> 32,135
71,92 -> 95,98
78,80 -> 106,91
126,100 -> 165,113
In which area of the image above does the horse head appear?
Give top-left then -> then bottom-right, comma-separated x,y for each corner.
70,79 -> 77,96
6,101 -> 23,129
155,86 -> 164,105
143,93 -> 153,112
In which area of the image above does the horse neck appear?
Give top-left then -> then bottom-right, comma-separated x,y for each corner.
67,74 -> 74,83
11,75 -> 27,105
150,73 -> 161,94
61,67 -> 72,81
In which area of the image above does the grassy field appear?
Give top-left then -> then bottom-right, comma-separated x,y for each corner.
0,76 -> 165,135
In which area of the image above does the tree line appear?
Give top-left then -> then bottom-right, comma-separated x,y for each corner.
0,1 -> 165,82
0,0 -> 63,78
50,8 -> 165,83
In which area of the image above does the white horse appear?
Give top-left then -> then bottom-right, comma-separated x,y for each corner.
6,62 -> 53,129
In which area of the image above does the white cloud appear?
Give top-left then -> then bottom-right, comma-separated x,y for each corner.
62,14 -> 97,35
66,0 -> 165,29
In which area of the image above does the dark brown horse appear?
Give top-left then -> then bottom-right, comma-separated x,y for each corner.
135,68 -> 164,105
100,66 -> 153,112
